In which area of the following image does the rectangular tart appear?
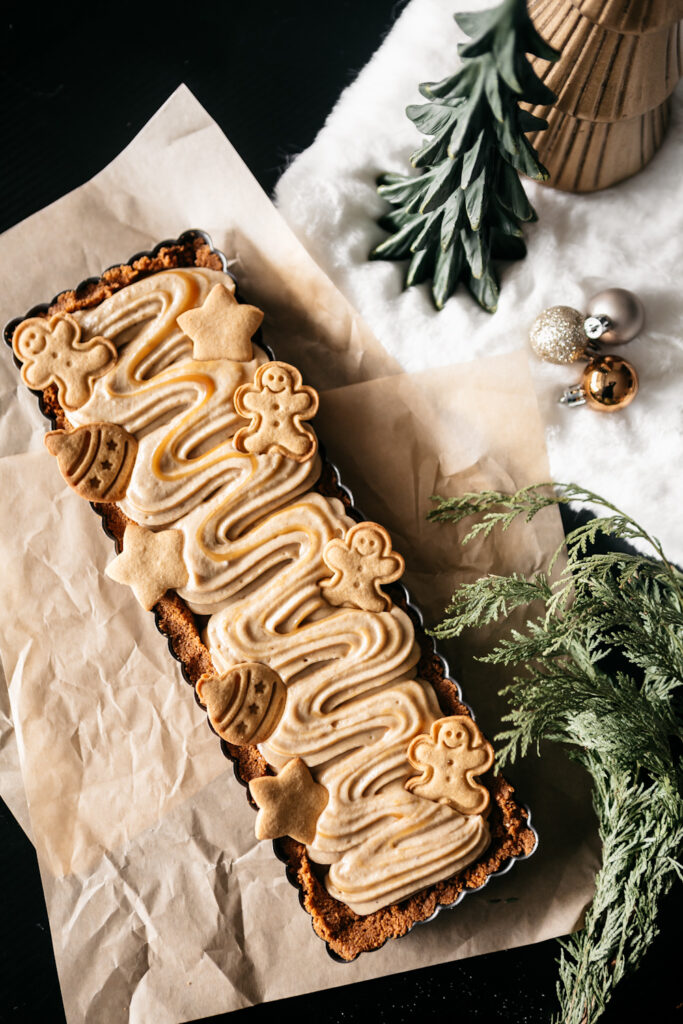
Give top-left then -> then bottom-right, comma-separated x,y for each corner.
5,230 -> 536,962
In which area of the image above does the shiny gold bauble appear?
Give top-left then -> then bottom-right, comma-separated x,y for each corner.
582,355 -> 639,412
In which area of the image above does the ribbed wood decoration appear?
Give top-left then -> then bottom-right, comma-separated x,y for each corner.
569,0 -> 683,34
529,99 -> 671,192
526,0 -> 683,192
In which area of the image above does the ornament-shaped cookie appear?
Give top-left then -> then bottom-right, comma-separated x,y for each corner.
196,662 -> 287,746
44,423 -> 138,502
12,312 -> 116,410
233,361 -> 318,462
320,523 -> 404,613
405,716 -> 494,816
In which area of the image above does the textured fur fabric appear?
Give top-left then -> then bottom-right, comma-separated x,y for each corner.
276,0 -> 683,565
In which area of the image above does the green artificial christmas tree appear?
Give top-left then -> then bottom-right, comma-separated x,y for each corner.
370,0 -> 559,312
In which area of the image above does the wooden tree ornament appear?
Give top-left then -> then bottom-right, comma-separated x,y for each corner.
525,0 -> 683,192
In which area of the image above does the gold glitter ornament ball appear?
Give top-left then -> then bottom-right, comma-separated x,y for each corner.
529,306 -> 587,365
582,355 -> 638,412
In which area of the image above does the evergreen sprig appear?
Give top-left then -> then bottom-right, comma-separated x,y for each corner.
370,0 -> 558,311
428,483 -> 683,1023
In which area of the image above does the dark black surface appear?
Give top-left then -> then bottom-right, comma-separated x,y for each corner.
1,3 -> 681,1022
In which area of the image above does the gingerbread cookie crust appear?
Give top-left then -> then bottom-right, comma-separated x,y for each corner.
5,230 -> 536,962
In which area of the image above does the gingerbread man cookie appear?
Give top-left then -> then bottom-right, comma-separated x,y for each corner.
320,523 -> 404,613
405,716 -> 494,816
233,361 -> 318,462
12,312 -> 116,411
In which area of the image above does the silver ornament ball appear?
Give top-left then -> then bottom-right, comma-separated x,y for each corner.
529,306 -> 587,365
585,288 -> 644,344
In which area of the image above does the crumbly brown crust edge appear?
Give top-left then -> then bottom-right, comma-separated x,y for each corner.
7,234 -> 536,963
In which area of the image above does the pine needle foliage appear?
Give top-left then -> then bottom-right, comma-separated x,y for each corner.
428,483 -> 683,1024
370,0 -> 558,312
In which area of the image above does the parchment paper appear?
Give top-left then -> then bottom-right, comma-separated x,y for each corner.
0,87 -> 598,1023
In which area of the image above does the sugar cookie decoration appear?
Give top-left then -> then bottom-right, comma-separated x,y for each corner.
320,522 -> 404,613
196,662 -> 287,746
405,716 -> 494,816
105,522 -> 189,610
44,423 -> 138,502
177,283 -> 263,362
12,312 -> 116,410
233,361 -> 319,462
249,757 -> 329,845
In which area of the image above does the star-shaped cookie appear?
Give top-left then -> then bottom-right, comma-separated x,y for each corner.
249,757 -> 328,845
177,283 -> 264,362
105,522 -> 189,610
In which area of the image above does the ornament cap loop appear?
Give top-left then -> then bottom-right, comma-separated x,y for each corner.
559,384 -> 587,407
584,314 -> 610,341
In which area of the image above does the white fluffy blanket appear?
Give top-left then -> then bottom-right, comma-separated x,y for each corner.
276,0 -> 683,565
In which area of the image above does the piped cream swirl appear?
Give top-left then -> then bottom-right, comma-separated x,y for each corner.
66,268 -> 490,914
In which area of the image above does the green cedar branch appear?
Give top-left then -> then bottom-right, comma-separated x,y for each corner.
428,482 -> 683,1023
